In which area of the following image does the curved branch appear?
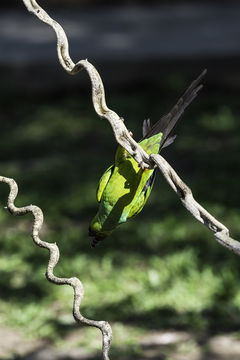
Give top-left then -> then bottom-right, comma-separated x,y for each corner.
22,0 -> 150,169
21,0 -> 240,256
150,154 -> 240,255
0,176 -> 112,360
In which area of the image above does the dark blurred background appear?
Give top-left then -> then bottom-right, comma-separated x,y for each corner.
0,1 -> 240,360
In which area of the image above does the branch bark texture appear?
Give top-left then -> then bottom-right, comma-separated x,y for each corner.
22,0 -> 151,169
0,176 -> 112,360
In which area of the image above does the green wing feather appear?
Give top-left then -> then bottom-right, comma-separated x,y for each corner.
127,170 -> 156,219
96,164 -> 114,203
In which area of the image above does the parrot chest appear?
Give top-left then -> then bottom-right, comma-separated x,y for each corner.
98,159 -> 153,229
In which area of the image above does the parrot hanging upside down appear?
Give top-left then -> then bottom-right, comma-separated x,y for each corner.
89,70 -> 206,247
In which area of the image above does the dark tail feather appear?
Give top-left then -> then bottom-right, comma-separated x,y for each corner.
161,134 -> 177,149
142,118 -> 152,138
142,69 -> 207,149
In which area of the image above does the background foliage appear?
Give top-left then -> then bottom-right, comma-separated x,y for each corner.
0,72 -> 240,356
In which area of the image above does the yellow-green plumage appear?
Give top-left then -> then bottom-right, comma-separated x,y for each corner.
89,70 -> 206,247
89,133 -> 162,243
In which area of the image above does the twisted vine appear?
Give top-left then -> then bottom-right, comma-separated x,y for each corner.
0,176 -> 112,360
20,0 -> 240,255
150,155 -> 240,255
1,0 -> 240,359
22,0 -> 151,169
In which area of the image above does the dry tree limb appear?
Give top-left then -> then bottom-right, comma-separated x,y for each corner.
0,176 -> 112,360
22,0 -> 150,169
21,0 -> 240,255
150,154 -> 240,255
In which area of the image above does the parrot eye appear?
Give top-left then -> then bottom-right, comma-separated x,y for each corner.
125,181 -> 130,188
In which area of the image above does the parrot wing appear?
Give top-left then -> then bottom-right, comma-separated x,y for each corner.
127,70 -> 207,220
127,169 -> 156,219
142,69 -> 207,149
96,164 -> 114,203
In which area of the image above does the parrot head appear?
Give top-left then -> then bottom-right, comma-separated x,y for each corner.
88,214 -> 113,247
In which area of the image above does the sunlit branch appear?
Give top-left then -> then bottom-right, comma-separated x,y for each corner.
21,0 -> 240,256
0,176 -> 112,360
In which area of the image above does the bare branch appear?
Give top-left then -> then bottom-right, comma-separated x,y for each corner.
21,0 -> 240,256
0,176 -> 112,360
150,154 -> 240,255
22,0 -> 151,169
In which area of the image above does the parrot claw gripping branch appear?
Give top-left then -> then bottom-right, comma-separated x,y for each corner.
0,1 -> 239,359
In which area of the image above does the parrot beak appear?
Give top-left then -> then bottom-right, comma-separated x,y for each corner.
88,227 -> 110,248
90,236 -> 102,248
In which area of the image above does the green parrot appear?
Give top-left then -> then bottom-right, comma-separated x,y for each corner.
89,70 -> 206,247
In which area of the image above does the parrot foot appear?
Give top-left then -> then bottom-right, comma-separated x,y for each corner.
138,161 -> 146,170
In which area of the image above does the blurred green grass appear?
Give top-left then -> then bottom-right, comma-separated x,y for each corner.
0,74 -> 240,350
